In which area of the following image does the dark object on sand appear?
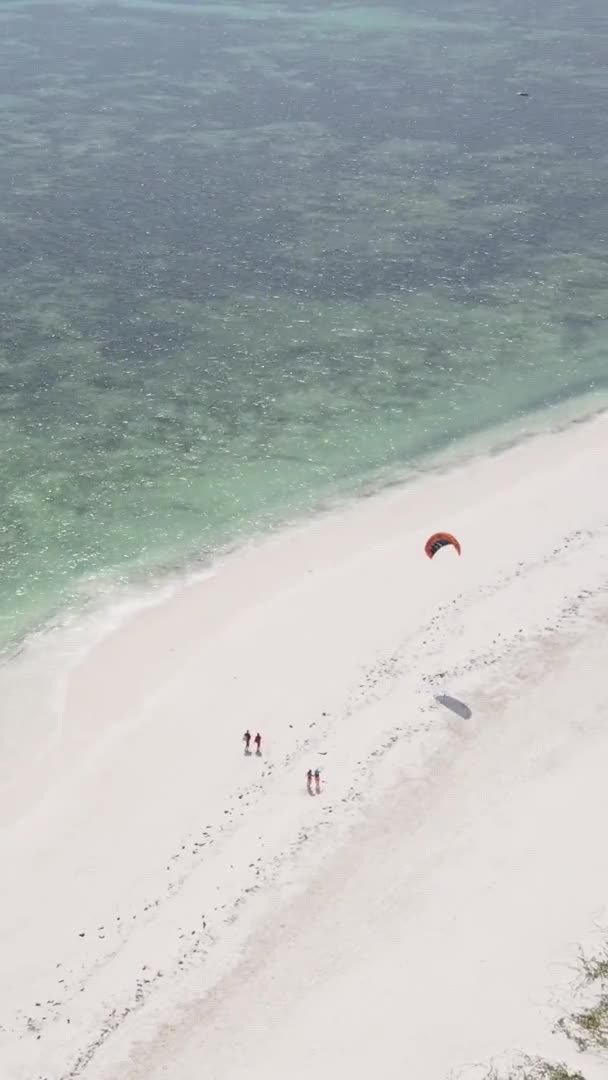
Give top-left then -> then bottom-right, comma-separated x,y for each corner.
435,694 -> 472,720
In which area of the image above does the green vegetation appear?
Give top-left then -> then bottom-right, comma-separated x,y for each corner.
483,1061 -> 585,1080
478,942 -> 608,1080
556,946 -> 608,1053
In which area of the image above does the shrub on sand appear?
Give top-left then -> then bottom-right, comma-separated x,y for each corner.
482,1060 -> 586,1080
555,945 -> 608,1054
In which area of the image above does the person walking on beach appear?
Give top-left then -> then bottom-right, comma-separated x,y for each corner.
314,768 -> 321,794
306,769 -> 313,794
254,732 -> 262,755
243,729 -> 251,753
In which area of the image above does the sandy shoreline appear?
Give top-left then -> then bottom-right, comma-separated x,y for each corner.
2,409 -> 608,1080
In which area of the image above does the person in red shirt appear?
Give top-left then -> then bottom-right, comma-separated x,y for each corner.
254,732 -> 262,755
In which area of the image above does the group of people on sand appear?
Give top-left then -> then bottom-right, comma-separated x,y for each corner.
306,768 -> 321,795
242,730 -> 322,793
243,730 -> 262,755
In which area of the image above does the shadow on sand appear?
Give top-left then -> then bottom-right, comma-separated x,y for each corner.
435,694 -> 472,720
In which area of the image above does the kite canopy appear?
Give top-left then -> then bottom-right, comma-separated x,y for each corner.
425,531 -> 461,559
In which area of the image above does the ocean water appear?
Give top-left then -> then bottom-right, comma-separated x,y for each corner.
0,0 -> 607,649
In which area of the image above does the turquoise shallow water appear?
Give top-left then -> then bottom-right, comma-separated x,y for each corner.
0,0 -> 607,649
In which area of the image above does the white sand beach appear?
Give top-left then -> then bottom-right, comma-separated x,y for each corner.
2,410 -> 608,1080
